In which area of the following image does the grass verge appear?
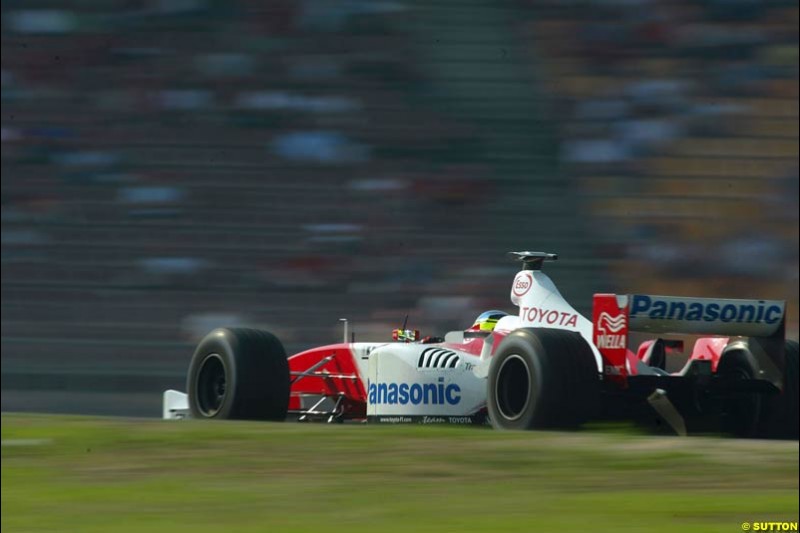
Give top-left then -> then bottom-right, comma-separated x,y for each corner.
2,414 -> 798,532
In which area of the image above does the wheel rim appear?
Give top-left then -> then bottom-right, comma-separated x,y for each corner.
495,354 -> 531,421
196,353 -> 227,417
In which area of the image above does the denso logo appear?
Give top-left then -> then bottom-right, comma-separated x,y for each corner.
512,272 -> 533,297
630,295 -> 783,324
521,306 -> 578,328
368,377 -> 461,406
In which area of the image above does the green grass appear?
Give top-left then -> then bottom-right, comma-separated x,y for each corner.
2,414 -> 798,532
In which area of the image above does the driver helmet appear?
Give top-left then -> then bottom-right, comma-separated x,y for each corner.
466,310 -> 508,337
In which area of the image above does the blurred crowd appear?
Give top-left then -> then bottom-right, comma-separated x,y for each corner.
2,0 -> 514,380
1,0 -> 797,403
522,0 -> 798,325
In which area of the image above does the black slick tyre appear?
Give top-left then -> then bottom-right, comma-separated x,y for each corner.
716,348 -> 761,438
187,328 -> 289,420
759,339 -> 799,439
487,328 -> 599,430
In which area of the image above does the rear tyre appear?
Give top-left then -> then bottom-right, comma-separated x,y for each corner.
716,348 -> 761,438
487,328 -> 599,430
187,328 -> 290,420
759,340 -> 799,440
782,340 -> 799,439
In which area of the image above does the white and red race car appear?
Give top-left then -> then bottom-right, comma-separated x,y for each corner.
163,252 -> 798,438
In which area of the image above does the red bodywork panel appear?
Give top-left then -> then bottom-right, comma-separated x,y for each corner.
443,336 -> 485,357
445,329 -> 508,357
593,294 -> 630,384
635,338 -> 727,370
688,337 -> 728,372
288,344 -> 366,418
635,340 -> 656,361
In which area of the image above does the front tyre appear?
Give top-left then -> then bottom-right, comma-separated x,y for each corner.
187,328 -> 290,420
487,328 -> 599,430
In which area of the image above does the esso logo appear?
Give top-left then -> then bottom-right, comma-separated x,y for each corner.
512,272 -> 533,297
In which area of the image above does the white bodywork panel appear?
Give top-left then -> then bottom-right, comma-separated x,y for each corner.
509,269 -> 603,372
365,343 -> 486,420
349,342 -> 387,382
163,389 -> 190,420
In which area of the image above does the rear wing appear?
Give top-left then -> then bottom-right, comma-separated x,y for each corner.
593,294 -> 786,382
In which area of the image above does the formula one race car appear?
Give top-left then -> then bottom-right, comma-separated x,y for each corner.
163,252 -> 798,438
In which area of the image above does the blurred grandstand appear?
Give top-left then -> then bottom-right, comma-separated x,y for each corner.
1,0 -> 797,416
